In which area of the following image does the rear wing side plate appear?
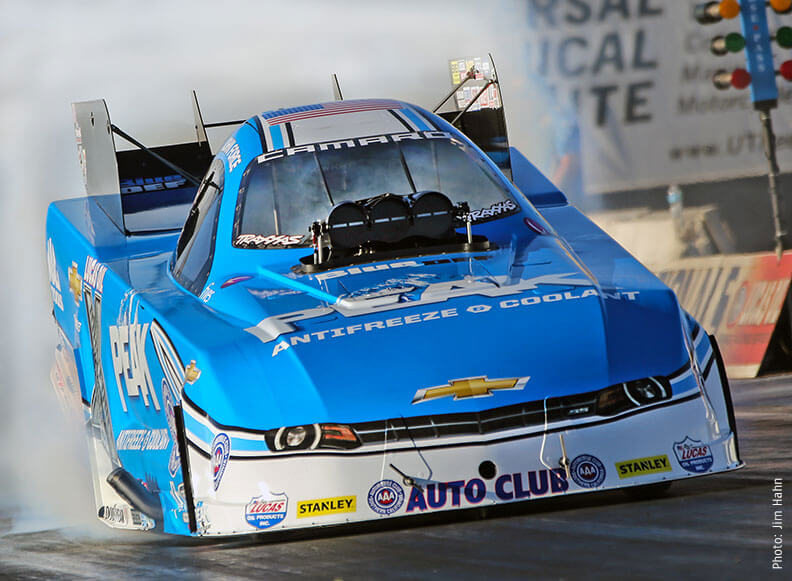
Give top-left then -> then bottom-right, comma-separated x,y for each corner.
73,100 -> 124,231
72,99 -> 213,235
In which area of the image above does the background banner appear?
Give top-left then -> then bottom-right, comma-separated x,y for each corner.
658,251 -> 792,378
522,1 -> 792,194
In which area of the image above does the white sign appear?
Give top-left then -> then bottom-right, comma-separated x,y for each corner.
519,1 -> 792,194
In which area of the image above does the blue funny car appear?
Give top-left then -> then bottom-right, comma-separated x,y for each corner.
45,69 -> 741,536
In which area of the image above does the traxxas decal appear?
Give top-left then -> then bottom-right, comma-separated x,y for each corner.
468,199 -> 518,221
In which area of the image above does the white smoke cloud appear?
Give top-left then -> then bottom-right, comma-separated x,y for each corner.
0,0 -> 545,533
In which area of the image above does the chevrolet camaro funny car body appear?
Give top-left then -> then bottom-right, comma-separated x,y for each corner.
46,83 -> 741,536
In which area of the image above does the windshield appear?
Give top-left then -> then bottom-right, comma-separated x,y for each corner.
233,134 -> 519,246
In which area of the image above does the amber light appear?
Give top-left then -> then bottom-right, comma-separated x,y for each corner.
718,0 -> 740,19
321,424 -> 358,442
319,424 -> 361,449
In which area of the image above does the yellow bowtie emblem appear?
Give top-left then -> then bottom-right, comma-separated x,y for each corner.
68,262 -> 82,304
412,376 -> 528,404
184,360 -> 201,384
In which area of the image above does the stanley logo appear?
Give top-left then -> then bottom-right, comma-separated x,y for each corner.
297,496 -> 356,518
615,454 -> 672,479
412,376 -> 529,404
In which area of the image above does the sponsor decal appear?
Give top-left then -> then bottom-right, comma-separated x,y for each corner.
235,234 -> 306,248
162,380 -> 180,477
468,199 -> 518,221
131,511 -> 156,531
256,131 -> 453,163
211,433 -> 230,491
83,282 -> 114,433
615,454 -> 672,479
245,492 -> 288,529
184,360 -> 201,384
68,261 -> 82,304
83,256 -> 107,294
195,500 -> 210,535
673,436 -> 714,474
116,428 -> 170,451
297,496 -> 356,518
170,481 -> 188,523
221,137 -> 242,172
120,174 -> 186,193
412,376 -> 529,404
406,468 -> 568,512
248,288 -> 304,300
347,274 -> 437,299
98,504 -> 126,525
658,253 -> 792,378
221,275 -> 253,288
249,267 -> 641,354
149,319 -> 185,401
367,480 -> 405,515
109,323 -> 159,411
313,256 -> 488,283
349,284 -> 417,299
570,454 -> 606,488
269,308 -> 461,357
46,239 -> 63,310
97,504 -> 153,530
199,282 -> 215,303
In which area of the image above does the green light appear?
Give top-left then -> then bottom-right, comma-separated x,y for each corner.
778,26 -> 792,49
724,32 -> 745,52
711,34 -> 745,56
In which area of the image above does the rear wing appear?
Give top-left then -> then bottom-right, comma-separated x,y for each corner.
72,94 -> 224,234
430,55 -> 566,207
434,55 -> 511,179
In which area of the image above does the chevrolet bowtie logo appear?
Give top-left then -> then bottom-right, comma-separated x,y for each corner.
68,261 -> 82,304
412,376 -> 529,404
184,360 -> 202,384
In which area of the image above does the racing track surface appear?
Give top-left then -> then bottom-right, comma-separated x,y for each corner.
1,376 -> 789,580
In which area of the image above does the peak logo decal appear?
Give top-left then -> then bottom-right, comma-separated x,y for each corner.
247,269 -> 641,354
412,376 -> 528,404
673,437 -> 713,474
109,323 -> 159,411
367,480 -> 405,515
